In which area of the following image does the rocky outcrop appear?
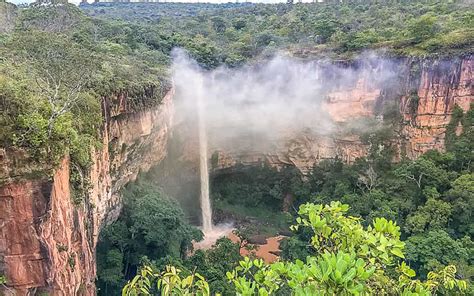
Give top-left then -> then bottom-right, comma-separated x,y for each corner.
95,88 -> 174,226
211,56 -> 472,173
211,133 -> 368,174
0,89 -> 174,295
400,57 -> 473,157
0,158 -> 95,295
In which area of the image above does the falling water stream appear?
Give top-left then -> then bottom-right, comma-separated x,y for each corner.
193,74 -> 234,251
197,76 -> 213,232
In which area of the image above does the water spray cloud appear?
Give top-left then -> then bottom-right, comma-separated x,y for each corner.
172,49 -> 400,154
170,49 -> 402,234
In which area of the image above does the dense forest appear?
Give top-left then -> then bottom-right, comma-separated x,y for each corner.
82,1 -> 473,63
0,0 -> 473,295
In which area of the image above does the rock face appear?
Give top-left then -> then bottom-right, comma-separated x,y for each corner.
0,56 -> 472,295
211,133 -> 368,174
0,89 -> 174,295
212,56 -> 473,173
400,57 -> 473,158
0,158 -> 95,295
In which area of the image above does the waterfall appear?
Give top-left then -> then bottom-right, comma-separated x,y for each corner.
197,75 -> 213,232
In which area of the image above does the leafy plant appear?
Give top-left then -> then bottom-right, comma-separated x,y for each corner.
124,202 -> 468,295
122,265 -> 210,296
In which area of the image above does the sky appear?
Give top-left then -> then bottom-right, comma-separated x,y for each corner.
8,0 -> 295,4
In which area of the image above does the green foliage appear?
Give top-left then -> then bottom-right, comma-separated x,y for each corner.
68,253 -> 76,271
404,195 -> 452,235
444,173 -> 474,237
445,104 -> 474,172
227,202 -> 467,295
17,4 -> 86,32
123,202 -> 467,295
212,164 -> 304,210
82,1 -> 474,61
445,104 -> 464,152
408,14 -> 439,44
98,249 -> 124,294
185,238 -> 242,295
292,202 -> 405,265
122,265 -> 210,296
96,181 -> 202,295
214,200 -> 290,237
1,30 -> 101,166
405,230 -> 471,279
394,157 -> 449,190
275,132 -> 474,289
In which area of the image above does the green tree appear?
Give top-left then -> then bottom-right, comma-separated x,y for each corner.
443,174 -> 474,237
394,158 -> 449,190
97,182 -> 203,295
97,249 -> 125,296
313,17 -> 338,43
405,230 -> 470,279
211,16 -> 226,33
404,189 -> 452,235
408,14 -> 439,43
186,238 -> 242,295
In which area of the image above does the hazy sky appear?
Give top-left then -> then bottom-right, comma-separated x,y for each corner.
8,0 -> 293,4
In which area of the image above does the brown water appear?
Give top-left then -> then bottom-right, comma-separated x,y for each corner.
229,234 -> 284,263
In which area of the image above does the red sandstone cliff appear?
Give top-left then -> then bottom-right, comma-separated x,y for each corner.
212,56 -> 472,173
400,57 -> 473,158
0,89 -> 174,295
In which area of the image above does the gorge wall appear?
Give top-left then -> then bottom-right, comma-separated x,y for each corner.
400,57 -> 472,158
0,55 -> 472,295
211,55 -> 473,173
0,89 -> 174,295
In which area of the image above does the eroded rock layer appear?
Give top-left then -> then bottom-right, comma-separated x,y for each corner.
212,56 -> 472,173
400,57 -> 473,157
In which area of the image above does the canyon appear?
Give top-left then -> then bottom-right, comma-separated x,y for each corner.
0,56 -> 472,295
